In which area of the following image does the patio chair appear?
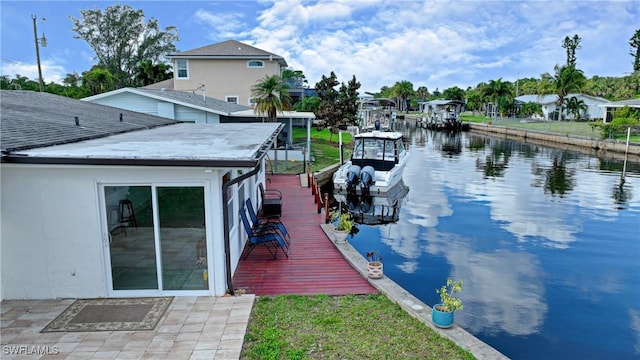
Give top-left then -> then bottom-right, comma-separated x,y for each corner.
245,198 -> 290,246
239,206 -> 288,260
258,183 -> 282,218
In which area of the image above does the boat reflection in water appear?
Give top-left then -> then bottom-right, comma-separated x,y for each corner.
334,180 -> 409,225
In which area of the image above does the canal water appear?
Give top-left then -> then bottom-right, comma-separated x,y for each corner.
342,128 -> 640,359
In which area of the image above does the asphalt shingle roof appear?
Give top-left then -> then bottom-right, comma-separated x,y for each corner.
169,39 -> 283,58
1,90 -> 178,153
130,88 -> 252,114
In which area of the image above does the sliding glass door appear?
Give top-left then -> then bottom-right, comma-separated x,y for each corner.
103,185 -> 207,293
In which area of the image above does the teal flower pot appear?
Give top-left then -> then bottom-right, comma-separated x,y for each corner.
432,304 -> 454,328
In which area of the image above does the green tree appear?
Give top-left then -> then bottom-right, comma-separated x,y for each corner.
516,77 -> 540,95
315,72 -> 361,141
251,75 -> 292,122
562,34 -> 582,66
442,86 -> 466,101
133,60 -> 172,87
0,74 -> 39,91
565,96 -> 588,120
392,80 -> 414,112
293,96 -> 319,112
552,64 -> 586,120
630,29 -> 640,72
520,102 -> 542,117
415,86 -> 429,101
82,66 -> 117,95
482,78 -> 513,118
281,69 -> 308,88
70,4 -> 179,88
465,88 -> 484,115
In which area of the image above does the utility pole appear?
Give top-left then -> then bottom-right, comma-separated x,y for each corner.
32,15 -> 47,92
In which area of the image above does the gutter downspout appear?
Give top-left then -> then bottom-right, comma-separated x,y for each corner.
222,162 -> 261,296
221,123 -> 283,296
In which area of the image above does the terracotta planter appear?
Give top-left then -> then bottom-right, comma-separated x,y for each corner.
367,261 -> 383,279
431,304 -> 454,328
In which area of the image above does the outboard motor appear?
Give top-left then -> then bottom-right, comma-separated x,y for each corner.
346,165 -> 361,192
360,166 -> 375,196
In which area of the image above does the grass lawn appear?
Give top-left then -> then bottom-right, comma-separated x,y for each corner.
289,127 -> 353,172
241,294 -> 475,360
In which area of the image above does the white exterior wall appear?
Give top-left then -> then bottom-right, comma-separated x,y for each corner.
174,107 -> 220,124
0,163 -> 255,300
86,92 -> 221,124
88,92 -> 160,116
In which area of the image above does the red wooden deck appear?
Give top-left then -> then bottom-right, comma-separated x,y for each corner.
232,174 -> 377,296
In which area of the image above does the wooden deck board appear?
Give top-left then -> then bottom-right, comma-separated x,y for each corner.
232,174 -> 377,296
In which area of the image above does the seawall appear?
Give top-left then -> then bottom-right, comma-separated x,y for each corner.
469,123 -> 640,163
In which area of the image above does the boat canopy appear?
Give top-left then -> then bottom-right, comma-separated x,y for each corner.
350,132 -> 405,171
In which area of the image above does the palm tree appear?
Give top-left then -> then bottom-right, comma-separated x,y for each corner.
82,66 -> 117,95
416,86 -> 429,101
392,80 -> 415,112
482,78 -> 513,118
133,60 -> 172,87
565,96 -> 588,120
552,64 -> 586,121
251,75 -> 292,122
442,86 -> 466,101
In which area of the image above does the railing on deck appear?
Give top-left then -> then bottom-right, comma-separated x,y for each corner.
307,171 -> 330,223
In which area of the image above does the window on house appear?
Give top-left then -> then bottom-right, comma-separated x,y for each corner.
176,59 -> 189,79
226,96 -> 238,104
247,60 -> 264,68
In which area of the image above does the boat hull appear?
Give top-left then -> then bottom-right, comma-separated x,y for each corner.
333,156 -> 407,195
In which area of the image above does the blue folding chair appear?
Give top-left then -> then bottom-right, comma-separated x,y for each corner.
239,206 -> 288,259
245,198 -> 290,246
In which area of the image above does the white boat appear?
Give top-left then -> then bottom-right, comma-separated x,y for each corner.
333,180 -> 409,225
333,131 -> 408,195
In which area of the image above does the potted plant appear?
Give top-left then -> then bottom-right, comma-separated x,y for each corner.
365,250 -> 383,279
331,211 -> 354,243
432,279 -> 463,328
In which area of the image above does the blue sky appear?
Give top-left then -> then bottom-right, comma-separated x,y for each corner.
1,0 -> 638,94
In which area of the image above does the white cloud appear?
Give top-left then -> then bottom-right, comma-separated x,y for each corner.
1,60 -> 65,84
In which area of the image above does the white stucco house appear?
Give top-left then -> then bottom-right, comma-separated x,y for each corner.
82,88 -> 316,162
599,98 -> 640,122
1,90 -> 282,300
515,94 -> 610,121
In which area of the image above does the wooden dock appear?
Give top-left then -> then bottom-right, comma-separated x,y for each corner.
232,174 -> 377,296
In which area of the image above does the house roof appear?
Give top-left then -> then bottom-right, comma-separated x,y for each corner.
6,122 -> 282,167
83,88 -> 252,116
1,90 -> 282,167
142,78 -> 174,90
1,90 -> 178,153
600,98 -> 640,108
168,39 -> 288,67
420,99 -> 466,106
516,94 -> 610,105
232,109 -> 316,120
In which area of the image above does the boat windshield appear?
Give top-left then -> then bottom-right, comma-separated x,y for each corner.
352,138 -> 399,162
